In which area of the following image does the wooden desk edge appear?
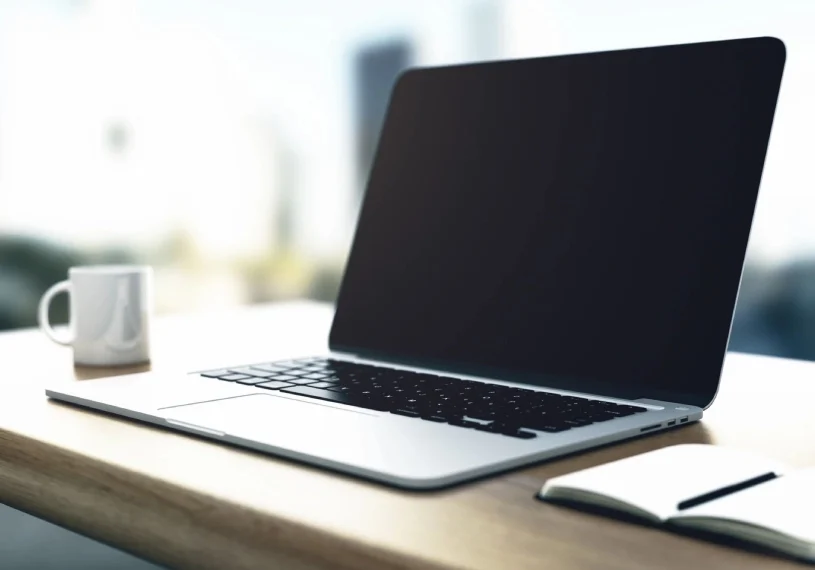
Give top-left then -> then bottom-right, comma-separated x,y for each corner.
0,422 -> 451,570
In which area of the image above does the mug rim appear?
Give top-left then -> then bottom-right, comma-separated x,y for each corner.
69,265 -> 152,276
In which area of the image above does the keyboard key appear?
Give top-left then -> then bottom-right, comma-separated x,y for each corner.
507,429 -> 537,439
517,414 -> 569,431
229,367 -> 274,377
236,377 -> 278,385
287,377 -> 318,385
465,410 -> 498,421
392,408 -> 420,418
280,386 -> 389,411
256,381 -> 295,390
272,375 -> 299,382
563,418 -> 594,427
423,406 -> 456,417
534,424 -> 571,433
605,409 -> 637,417
447,418 -> 481,428
273,360 -> 300,367
200,369 -> 231,378
589,414 -> 615,422
249,364 -> 288,373
422,415 -> 447,422
302,373 -> 328,380
219,374 -> 253,381
475,422 -> 503,433
307,382 -> 336,389
619,405 -> 649,413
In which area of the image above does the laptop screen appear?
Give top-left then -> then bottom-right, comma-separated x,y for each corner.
330,37 -> 785,408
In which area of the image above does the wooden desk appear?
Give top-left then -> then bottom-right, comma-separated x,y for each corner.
0,301 -> 813,569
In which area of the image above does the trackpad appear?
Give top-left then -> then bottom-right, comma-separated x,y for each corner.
161,393 -> 485,482
161,393 -> 380,441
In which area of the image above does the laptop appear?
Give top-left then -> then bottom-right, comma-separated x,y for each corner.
47,37 -> 786,490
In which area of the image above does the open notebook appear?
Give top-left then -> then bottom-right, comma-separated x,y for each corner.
538,444 -> 815,562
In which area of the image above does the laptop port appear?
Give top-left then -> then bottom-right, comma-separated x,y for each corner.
680,417 -> 689,423
667,420 -> 676,426
639,424 -> 661,433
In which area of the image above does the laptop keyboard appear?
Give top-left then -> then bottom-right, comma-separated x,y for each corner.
198,357 -> 649,440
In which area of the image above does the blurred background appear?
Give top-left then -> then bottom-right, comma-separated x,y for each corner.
1,0 -> 814,360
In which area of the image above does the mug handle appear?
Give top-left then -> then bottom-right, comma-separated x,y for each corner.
38,281 -> 75,346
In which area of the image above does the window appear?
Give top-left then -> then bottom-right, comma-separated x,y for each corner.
2,0 -> 814,363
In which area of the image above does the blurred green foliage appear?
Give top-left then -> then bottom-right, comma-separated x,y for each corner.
0,236 -> 134,330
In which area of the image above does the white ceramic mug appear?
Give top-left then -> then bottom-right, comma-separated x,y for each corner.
38,265 -> 153,366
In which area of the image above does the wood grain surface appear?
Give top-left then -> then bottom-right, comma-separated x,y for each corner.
0,301 -> 813,569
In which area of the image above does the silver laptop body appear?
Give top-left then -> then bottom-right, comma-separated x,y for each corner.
48,356 -> 701,489
46,37 -> 785,489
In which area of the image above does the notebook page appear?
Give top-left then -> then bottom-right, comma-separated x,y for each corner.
540,444 -> 786,521
671,468 -> 815,547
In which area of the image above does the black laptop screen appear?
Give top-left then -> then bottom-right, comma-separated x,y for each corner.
330,38 -> 785,408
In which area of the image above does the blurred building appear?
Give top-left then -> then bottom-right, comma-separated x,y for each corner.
354,39 -> 414,196
4,0 -> 815,368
